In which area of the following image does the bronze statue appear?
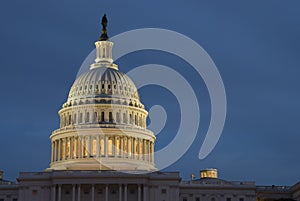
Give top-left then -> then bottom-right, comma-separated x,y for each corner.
99,14 -> 109,41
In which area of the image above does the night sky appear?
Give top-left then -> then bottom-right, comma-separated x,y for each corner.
1,0 -> 300,185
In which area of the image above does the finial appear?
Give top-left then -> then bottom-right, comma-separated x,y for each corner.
99,14 -> 109,41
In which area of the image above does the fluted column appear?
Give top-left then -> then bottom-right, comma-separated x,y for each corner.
91,184 -> 95,201
77,137 -> 81,158
138,184 -> 141,201
151,142 -> 154,163
114,136 -> 117,157
62,138 -> 66,160
133,138 -> 136,159
58,139 -> 61,161
77,185 -> 81,201
58,185 -> 61,201
69,137 -> 73,159
143,185 -> 148,201
105,185 -> 109,201
51,141 -> 54,162
51,185 -> 56,201
147,141 -> 150,162
96,136 -> 100,158
72,184 -> 75,201
105,136 -> 108,157
121,137 -> 124,158
88,136 -> 92,157
119,185 -> 122,201
73,137 -> 77,159
124,185 -> 127,201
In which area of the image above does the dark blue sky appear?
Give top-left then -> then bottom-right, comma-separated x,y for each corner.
0,0 -> 300,185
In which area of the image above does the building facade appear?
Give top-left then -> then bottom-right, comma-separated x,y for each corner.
0,16 -> 299,201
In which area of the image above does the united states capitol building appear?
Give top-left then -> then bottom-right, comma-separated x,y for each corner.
1,16 -> 299,201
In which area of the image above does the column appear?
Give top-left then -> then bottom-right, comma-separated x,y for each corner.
138,184 -> 141,201
51,185 -> 56,201
72,184 -> 75,201
77,185 -> 81,201
88,136 -> 92,157
133,138 -> 136,159
105,136 -> 108,157
73,137 -> 77,159
105,185 -> 109,201
148,141 -> 150,162
124,185 -> 127,201
58,139 -> 61,161
143,185 -> 148,201
119,185 -> 122,201
69,137 -> 73,159
151,142 -> 154,163
91,185 -> 95,201
54,141 -> 57,161
143,140 -> 146,161
77,137 -> 81,158
114,136 -> 117,157
62,138 -> 66,160
58,185 -> 61,201
81,137 -> 84,158
120,137 -> 124,158
51,141 -> 54,162
96,136 -> 100,158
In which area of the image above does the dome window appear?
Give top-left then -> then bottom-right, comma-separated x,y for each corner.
101,112 -> 105,122
109,112 -> 113,122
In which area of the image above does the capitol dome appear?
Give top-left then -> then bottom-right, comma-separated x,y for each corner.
49,17 -> 156,172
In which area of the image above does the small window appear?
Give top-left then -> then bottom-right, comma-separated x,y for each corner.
183,198 -> 187,201
161,189 -> 167,194
227,198 -> 231,201
239,198 -> 244,201
65,189 -> 70,195
102,84 -> 105,89
97,189 -> 103,194
196,198 -> 200,201
111,189 -> 116,194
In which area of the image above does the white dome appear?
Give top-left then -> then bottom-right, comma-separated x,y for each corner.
67,67 -> 140,106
